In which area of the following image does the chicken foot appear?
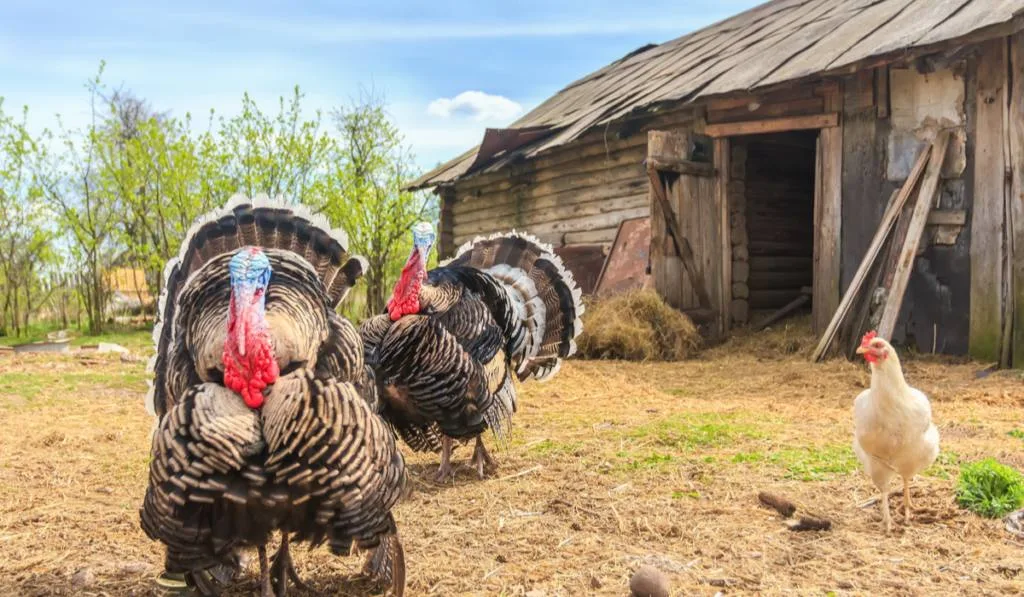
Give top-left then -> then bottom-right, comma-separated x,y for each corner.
270,533 -> 309,596
880,491 -> 892,534
470,436 -> 497,479
434,436 -> 453,483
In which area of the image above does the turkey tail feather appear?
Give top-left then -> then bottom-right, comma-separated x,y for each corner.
444,230 -> 584,382
145,193 -> 366,418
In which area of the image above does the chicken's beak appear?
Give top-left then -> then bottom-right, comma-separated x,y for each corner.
855,345 -> 868,355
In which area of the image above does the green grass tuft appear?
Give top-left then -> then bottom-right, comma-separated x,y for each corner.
955,458 -> 1024,518
1008,429 -> 1024,441
628,413 -> 762,450
769,444 -> 859,481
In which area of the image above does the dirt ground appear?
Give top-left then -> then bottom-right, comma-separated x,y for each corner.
2,322 -> 1023,596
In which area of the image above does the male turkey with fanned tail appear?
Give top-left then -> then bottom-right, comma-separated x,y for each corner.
140,194 -> 408,597
360,223 -> 584,482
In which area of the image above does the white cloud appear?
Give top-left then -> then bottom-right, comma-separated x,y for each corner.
426,91 -> 523,122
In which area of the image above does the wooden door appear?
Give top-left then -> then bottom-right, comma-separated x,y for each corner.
648,130 -> 728,335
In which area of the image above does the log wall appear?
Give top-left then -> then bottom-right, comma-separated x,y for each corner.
448,108 -> 697,252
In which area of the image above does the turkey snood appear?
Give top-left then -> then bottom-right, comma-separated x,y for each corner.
222,247 -> 279,408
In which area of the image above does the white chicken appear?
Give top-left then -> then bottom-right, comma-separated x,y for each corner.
852,331 -> 940,533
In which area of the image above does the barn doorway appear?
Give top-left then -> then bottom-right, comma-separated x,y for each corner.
728,130 -> 818,327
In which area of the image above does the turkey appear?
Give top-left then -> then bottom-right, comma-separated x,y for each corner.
140,194 -> 408,597
360,224 -> 584,482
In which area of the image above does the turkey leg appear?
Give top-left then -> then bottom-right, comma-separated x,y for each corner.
434,436 -> 453,483
270,533 -> 309,596
470,436 -> 497,479
258,545 -> 273,597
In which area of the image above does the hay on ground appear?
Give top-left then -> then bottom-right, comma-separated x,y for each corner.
577,289 -> 701,361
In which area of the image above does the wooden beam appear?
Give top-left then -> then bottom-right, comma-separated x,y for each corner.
811,146 -> 931,362
970,39 -> 1008,363
1011,33 -> 1024,368
877,130 -> 952,341
715,137 -> 731,336
812,88 -> 843,336
646,166 -> 713,310
875,66 -> 890,119
756,288 -> 812,332
644,157 -> 715,177
926,210 -> 966,226
705,113 -> 839,138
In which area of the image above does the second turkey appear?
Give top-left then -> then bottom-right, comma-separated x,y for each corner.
361,225 -> 585,481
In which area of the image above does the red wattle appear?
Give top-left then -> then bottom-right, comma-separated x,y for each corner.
387,249 -> 425,321
223,294 -> 278,409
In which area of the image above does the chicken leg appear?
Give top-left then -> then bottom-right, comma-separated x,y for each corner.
434,436 -> 453,483
903,478 -> 914,524
470,436 -> 497,479
270,533 -> 309,596
880,491 -> 892,534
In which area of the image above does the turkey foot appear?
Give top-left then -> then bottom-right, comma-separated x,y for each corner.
470,436 -> 497,479
258,544 -> 274,597
271,533 -> 309,596
433,436 -> 453,483
361,534 -> 406,597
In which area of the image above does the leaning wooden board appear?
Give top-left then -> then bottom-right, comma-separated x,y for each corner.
594,216 -> 652,298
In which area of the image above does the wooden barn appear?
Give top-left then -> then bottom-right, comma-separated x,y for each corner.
408,0 -> 1024,366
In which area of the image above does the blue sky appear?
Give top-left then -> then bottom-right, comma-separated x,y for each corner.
1,0 -> 760,172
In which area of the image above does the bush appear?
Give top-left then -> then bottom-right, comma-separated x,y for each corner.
955,458 -> 1024,518
577,289 -> 701,361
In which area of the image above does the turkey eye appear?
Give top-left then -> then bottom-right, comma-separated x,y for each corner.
280,360 -> 307,376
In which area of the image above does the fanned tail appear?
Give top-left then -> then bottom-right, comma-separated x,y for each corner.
444,230 -> 584,382
145,193 -> 366,418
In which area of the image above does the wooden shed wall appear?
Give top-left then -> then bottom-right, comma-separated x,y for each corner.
446,109 -> 695,255
839,62 -> 974,356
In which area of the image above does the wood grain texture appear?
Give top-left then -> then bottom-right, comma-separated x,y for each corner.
1009,32 -> 1024,367
878,130 -> 952,340
705,113 -> 839,138
813,87 -> 843,335
969,39 -> 1008,362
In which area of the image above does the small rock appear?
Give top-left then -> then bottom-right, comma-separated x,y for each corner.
630,565 -> 670,597
525,590 -> 546,597
589,575 -> 603,589
495,554 -> 508,564
119,561 -> 154,575
71,568 -> 95,588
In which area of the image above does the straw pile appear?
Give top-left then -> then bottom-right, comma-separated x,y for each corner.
577,289 -> 701,361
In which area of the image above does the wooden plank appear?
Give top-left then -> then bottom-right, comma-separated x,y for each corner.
811,145 -> 929,362
875,65 -> 890,119
1011,32 -> 1024,368
755,289 -> 813,331
813,87 -> 843,335
705,113 -> 839,138
877,129 -> 952,340
760,0 -> 917,87
716,137 -> 731,335
917,0 -> 1024,46
647,167 -> 713,309
927,209 -> 967,226
644,158 -> 715,177
969,39 -> 1008,363
830,0 -> 974,70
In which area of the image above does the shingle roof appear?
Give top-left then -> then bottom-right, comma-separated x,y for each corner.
410,0 -> 1024,190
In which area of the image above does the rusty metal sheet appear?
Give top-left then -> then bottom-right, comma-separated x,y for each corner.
594,216 -> 651,297
553,244 -> 607,295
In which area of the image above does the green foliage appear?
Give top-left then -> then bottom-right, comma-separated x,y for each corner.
1008,429 -> 1024,441
768,444 -> 859,481
1,61 -> 433,331
955,458 -> 1024,518
320,91 -> 436,316
627,413 -> 761,450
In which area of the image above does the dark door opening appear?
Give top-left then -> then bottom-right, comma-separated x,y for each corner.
728,130 -> 818,326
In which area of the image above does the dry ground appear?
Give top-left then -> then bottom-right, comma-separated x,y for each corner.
2,322 -> 1023,596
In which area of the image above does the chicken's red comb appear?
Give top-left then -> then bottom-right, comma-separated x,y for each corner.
860,330 -> 878,346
